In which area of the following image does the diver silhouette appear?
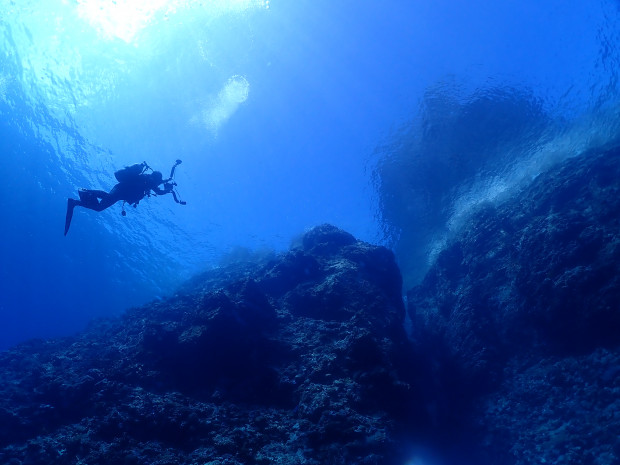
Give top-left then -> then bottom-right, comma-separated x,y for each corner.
64,160 -> 186,236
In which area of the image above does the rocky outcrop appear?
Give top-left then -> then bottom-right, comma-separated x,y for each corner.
3,146 -> 620,465
374,84 -> 551,286
0,224 -> 423,465
408,145 -> 620,464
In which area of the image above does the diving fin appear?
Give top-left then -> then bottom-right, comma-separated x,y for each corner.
64,198 -> 77,236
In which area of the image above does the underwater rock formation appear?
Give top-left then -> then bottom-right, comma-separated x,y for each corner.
373,83 -> 551,286
0,224 -> 422,465
2,146 -> 620,465
408,145 -> 620,464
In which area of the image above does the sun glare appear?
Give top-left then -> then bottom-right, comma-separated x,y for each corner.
75,0 -> 171,43
75,0 -> 267,43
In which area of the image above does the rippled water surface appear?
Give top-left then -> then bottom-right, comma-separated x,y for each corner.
1,0 -> 619,349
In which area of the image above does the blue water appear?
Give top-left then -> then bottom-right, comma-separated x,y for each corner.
1,0 -> 619,353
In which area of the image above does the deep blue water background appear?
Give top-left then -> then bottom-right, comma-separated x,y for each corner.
1,0 -> 620,351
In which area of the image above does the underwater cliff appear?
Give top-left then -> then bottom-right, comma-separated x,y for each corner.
1,146 -> 620,464
409,144 -> 620,464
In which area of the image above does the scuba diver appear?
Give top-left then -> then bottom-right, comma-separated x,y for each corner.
64,159 -> 186,236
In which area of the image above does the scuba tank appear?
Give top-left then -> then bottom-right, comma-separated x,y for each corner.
114,162 -> 150,183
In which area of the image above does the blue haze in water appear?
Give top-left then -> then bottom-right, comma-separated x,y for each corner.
1,0 -> 620,357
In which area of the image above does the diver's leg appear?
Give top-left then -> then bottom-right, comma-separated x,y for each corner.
77,189 -> 116,212
96,195 -> 117,211
78,188 -> 107,202
65,188 -> 120,235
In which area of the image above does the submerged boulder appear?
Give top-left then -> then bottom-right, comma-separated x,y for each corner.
0,224 -> 421,465
408,145 -> 620,464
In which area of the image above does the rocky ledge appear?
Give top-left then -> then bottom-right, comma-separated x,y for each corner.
408,144 -> 620,464
0,224 -> 424,465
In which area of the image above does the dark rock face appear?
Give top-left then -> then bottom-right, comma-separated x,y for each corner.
374,84 -> 551,286
408,146 -> 620,463
4,147 -> 620,465
0,224 -> 422,465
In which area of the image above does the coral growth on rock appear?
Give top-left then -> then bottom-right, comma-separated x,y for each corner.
3,146 -> 620,465
0,224 -> 422,465
408,145 -> 620,464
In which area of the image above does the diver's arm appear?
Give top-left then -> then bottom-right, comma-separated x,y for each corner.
152,186 -> 169,195
153,184 -> 186,204
170,190 -> 186,204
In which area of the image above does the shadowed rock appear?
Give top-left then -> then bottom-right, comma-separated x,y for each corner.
0,224 -> 422,465
408,145 -> 620,464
